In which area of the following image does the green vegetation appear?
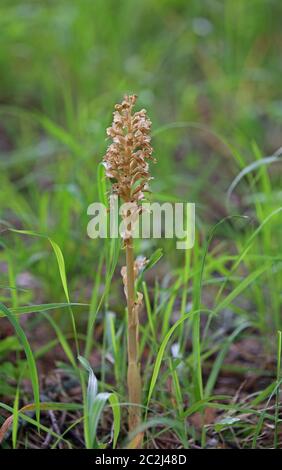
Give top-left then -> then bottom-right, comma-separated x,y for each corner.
0,0 -> 281,449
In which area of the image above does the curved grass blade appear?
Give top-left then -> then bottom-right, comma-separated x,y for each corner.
78,355 -> 120,449
36,113 -> 82,157
152,121 -> 235,160
0,401 -> 81,445
97,162 -> 108,207
227,148 -> 282,205
126,416 -> 183,448
192,216 -> 248,402
274,330 -> 281,448
44,313 -> 76,368
109,393 -> 120,449
12,384 -> 20,449
9,229 -> 79,353
252,379 -> 282,448
0,302 -> 40,426
215,208 -> 282,304
144,248 -> 163,272
0,302 -> 88,318
9,229 -> 70,300
214,265 -> 270,314
204,322 -> 249,396
146,309 -> 214,408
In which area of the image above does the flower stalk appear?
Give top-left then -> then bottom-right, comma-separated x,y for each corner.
125,236 -> 141,431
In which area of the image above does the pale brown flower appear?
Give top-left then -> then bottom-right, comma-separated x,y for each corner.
102,96 -> 154,439
103,94 -> 155,203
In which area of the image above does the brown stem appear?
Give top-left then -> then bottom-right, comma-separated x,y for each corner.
125,237 -> 142,434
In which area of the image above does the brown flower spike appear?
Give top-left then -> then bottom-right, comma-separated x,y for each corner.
103,94 -> 154,203
103,95 -> 155,446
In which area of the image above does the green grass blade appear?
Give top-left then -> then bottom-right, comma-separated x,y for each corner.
10,228 -> 79,353
45,313 -> 76,368
146,309 -> 213,408
274,330 -> 281,448
0,303 -> 87,318
205,322 -> 249,396
0,302 -> 40,426
12,383 -> 20,449
109,393 -> 120,449
214,266 -> 270,314
227,151 -> 282,205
